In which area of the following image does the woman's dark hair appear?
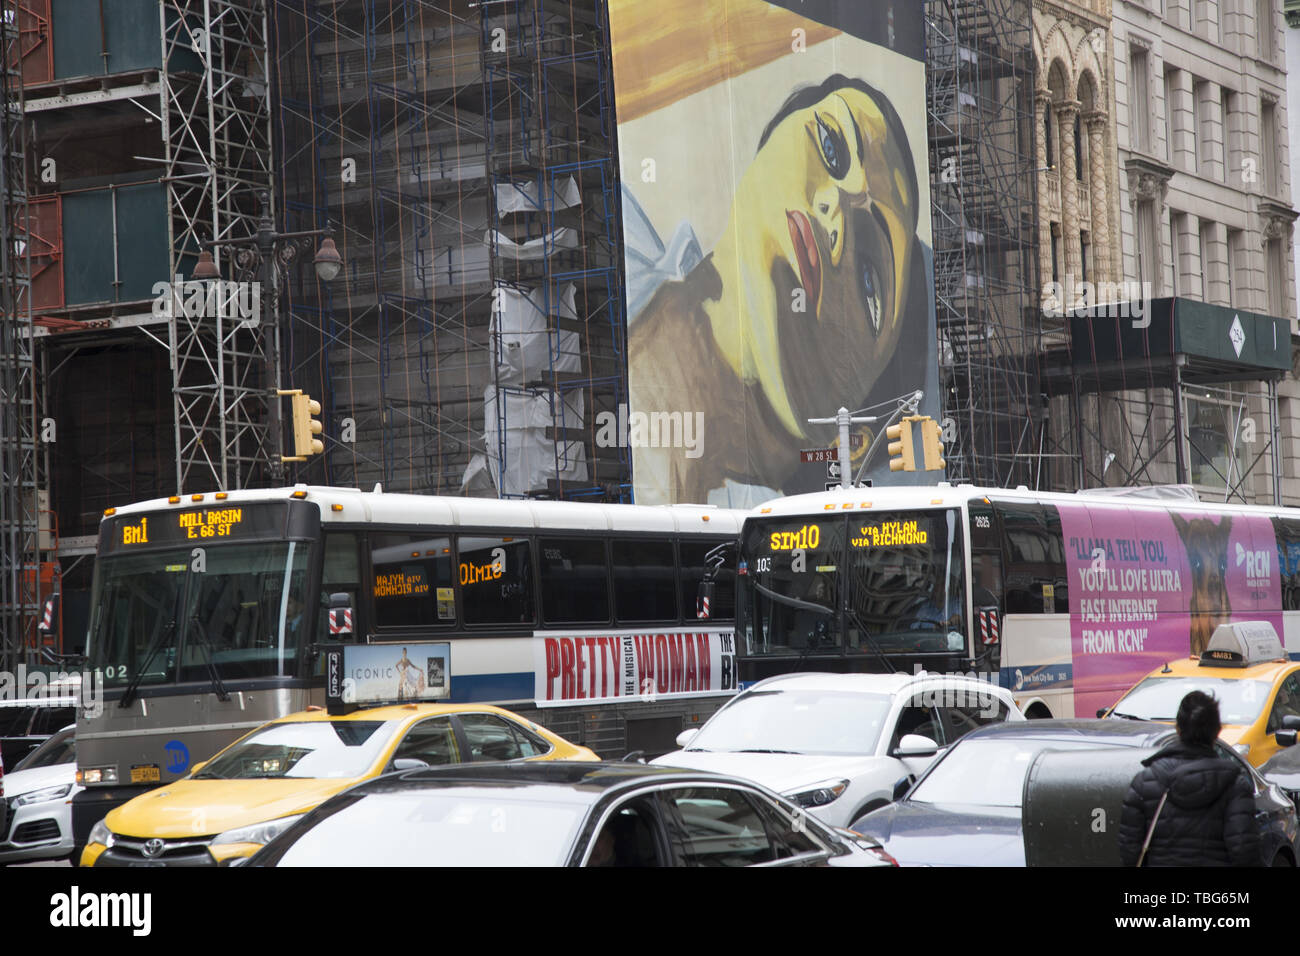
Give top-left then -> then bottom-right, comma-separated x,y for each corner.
755,74 -> 918,230
1176,690 -> 1222,747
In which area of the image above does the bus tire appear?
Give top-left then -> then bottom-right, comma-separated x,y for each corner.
1024,703 -> 1052,720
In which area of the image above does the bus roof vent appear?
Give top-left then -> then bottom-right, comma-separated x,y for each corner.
1200,622 -> 1284,667
1076,484 -> 1200,502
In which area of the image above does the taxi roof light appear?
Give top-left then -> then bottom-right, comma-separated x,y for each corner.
1199,621 -> 1285,667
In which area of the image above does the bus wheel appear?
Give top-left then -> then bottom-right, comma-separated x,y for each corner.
1024,704 -> 1052,720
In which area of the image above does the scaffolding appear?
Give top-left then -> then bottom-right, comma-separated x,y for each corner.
925,0 -> 1042,489
0,1 -> 41,661
271,0 -> 629,501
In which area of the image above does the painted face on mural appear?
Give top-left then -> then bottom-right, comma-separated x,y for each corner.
727,78 -> 920,433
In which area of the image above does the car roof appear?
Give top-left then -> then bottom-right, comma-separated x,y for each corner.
338,761 -> 752,803
268,703 -> 533,725
961,719 -> 1177,747
1143,657 -> 1297,682
748,671 -> 1006,695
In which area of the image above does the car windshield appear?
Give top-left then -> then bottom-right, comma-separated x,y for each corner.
909,738 -> 1108,808
686,689 -> 892,756
13,727 -> 75,771
1113,677 -> 1271,724
195,721 -> 395,780
265,789 -> 587,866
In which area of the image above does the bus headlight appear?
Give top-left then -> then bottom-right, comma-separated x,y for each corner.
211,815 -> 304,847
88,819 -> 115,848
784,779 -> 850,808
81,766 -> 119,785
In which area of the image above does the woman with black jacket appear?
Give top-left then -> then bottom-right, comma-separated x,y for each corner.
1117,690 -> 1260,867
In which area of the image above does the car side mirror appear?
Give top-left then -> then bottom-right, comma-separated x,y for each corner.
891,734 -> 939,758
1096,708 -> 1107,718
675,728 -> 700,749
1282,715 -> 1300,732
391,758 -> 430,772
1276,729 -> 1298,748
891,775 -> 914,802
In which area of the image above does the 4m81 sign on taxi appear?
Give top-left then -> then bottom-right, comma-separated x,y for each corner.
534,629 -> 738,707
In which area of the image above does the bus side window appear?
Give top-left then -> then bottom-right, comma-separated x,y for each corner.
612,539 -> 678,623
370,533 -> 454,631
318,532 -> 363,643
991,502 -> 1065,615
1272,517 -> 1300,611
458,536 -> 534,626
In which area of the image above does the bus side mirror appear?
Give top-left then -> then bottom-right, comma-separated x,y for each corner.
696,581 -> 715,620
328,592 -> 354,636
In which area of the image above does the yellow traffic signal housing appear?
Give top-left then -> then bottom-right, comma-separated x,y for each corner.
886,419 -> 916,472
920,418 -> 946,472
278,389 -> 324,460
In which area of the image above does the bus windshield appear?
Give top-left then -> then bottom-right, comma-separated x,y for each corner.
738,508 -> 966,658
87,541 -> 313,687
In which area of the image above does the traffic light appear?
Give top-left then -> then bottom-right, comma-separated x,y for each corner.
886,418 -> 916,472
920,417 -> 946,471
279,389 -> 324,460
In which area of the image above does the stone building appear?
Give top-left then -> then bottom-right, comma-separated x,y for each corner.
1038,0 -> 1300,504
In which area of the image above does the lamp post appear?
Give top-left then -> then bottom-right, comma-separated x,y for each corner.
190,190 -> 342,485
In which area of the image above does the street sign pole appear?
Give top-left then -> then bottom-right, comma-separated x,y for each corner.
807,407 -> 877,489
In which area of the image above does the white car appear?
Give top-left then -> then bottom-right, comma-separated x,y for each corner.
0,724 -> 80,865
651,672 -> 1025,828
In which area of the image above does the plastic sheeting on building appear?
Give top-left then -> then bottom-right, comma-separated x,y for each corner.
486,227 -> 578,259
494,175 -> 581,216
470,386 -> 588,496
490,282 -> 581,384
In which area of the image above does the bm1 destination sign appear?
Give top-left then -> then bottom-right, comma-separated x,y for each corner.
101,502 -> 313,554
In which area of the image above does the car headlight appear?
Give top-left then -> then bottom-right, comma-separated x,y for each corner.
783,779 -> 851,808
12,783 -> 72,807
210,815 -> 304,847
88,819 -> 115,848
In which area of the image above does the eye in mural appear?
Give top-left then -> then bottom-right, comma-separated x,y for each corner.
610,0 -> 937,506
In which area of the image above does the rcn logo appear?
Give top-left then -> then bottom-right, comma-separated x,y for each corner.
1236,543 -> 1271,579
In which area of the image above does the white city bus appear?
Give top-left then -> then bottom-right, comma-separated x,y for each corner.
73,485 -> 745,846
731,482 -> 1300,719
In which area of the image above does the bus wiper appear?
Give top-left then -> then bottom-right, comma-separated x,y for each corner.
187,614 -> 231,702
846,607 -> 899,674
119,586 -> 184,709
752,579 -> 834,616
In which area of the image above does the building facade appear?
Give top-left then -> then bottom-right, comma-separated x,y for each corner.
1040,0 -> 1300,504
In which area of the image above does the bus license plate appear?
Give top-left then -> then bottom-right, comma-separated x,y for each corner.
130,764 -> 161,784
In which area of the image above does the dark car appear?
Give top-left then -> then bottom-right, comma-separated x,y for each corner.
850,719 -> 1299,867
246,761 -> 898,867
0,696 -> 78,772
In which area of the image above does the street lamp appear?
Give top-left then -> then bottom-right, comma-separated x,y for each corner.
187,189 -> 344,484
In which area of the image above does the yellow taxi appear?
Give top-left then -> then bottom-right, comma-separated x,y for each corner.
80,703 -> 598,866
1102,622 -> 1300,768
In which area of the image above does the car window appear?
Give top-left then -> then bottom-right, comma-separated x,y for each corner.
586,797 -> 666,867
747,793 -> 828,863
0,705 -> 35,736
391,716 -> 461,768
942,695 -> 1010,744
459,712 -> 541,761
31,707 -> 76,736
1267,674 -> 1300,733
661,787 -> 777,866
14,729 -> 76,771
889,695 -> 944,751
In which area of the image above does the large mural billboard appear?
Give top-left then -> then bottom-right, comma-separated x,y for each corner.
608,0 -> 937,506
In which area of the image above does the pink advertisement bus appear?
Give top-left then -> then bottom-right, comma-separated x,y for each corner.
734,484 -> 1299,719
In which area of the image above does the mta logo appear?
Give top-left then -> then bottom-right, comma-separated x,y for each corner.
165,739 -> 190,774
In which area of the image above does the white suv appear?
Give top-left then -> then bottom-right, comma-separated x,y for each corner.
0,725 -> 80,865
651,672 -> 1024,828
